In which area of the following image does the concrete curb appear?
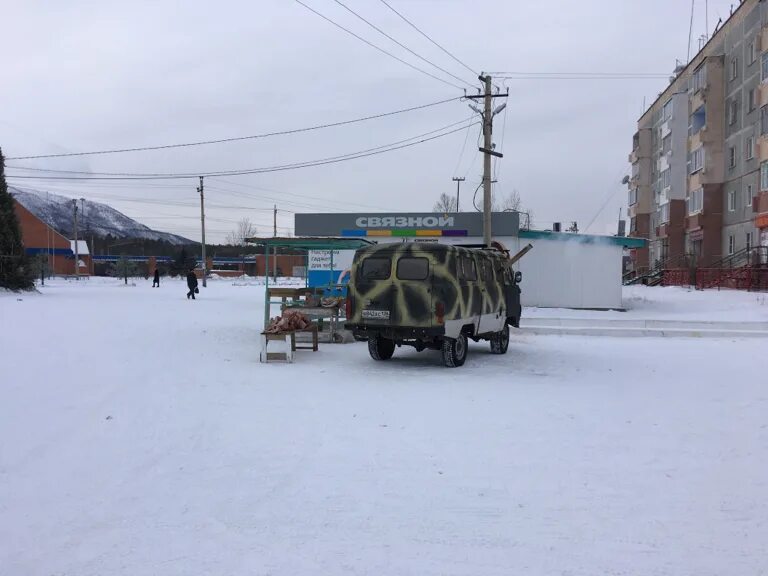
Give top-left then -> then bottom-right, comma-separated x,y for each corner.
523,317 -> 768,331
521,324 -> 768,338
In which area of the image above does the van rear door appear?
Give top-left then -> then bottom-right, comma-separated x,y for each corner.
392,253 -> 432,327
356,254 -> 395,325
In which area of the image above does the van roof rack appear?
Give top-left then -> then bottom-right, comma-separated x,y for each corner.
453,243 -> 508,253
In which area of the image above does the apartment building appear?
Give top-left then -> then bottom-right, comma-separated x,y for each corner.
629,0 -> 768,270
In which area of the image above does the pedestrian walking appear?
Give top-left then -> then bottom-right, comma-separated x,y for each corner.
152,268 -> 160,287
186,269 -> 199,299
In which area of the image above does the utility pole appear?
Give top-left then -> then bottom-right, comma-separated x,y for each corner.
72,200 -> 79,279
467,74 -> 508,247
452,177 -> 465,212
198,176 -> 207,288
273,205 -> 278,282
481,75 -> 493,247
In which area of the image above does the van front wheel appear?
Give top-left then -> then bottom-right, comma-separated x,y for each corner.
490,324 -> 509,354
442,334 -> 468,367
368,335 -> 395,361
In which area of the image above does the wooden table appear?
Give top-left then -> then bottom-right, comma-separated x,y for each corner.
260,324 -> 319,363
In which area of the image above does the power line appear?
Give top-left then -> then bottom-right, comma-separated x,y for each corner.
6,96 -> 458,160
7,117 -> 477,181
331,0 -> 473,88
293,0 -> 465,90
378,0 -> 478,77
452,113 -> 476,177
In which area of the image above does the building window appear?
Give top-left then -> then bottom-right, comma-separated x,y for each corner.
689,146 -> 705,174
731,57 -> 739,81
762,162 -> 768,191
629,188 -> 638,206
662,134 -> 672,155
729,146 -> 737,169
762,106 -> 768,135
728,190 -> 736,211
659,168 -> 671,189
728,235 -> 735,255
746,184 -> 754,206
690,105 -> 707,135
749,88 -> 757,112
763,53 -> 768,82
747,136 -> 755,160
660,202 -> 670,224
630,216 -> 637,233
692,63 -> 707,92
688,188 -> 704,214
729,100 -> 738,125
750,42 -> 757,65
689,187 -> 704,214
663,98 -> 673,121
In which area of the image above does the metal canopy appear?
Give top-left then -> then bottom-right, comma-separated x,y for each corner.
246,236 -> 374,329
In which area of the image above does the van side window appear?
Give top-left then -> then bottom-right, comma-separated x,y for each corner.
460,256 -> 477,281
359,257 -> 391,280
397,257 -> 429,280
481,259 -> 494,282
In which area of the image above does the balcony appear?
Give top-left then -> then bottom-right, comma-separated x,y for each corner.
755,191 -> 768,214
687,212 -> 704,231
690,89 -> 707,113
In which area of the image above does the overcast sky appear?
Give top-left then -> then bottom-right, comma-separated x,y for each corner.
0,0 -> 740,242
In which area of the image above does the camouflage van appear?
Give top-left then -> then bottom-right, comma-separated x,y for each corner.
344,242 -> 528,367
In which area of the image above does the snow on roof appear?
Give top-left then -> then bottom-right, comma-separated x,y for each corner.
70,240 -> 90,256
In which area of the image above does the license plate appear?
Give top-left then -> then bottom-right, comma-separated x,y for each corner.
362,309 -> 390,320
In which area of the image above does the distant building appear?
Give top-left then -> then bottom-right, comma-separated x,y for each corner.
12,198 -> 91,275
629,0 -> 768,270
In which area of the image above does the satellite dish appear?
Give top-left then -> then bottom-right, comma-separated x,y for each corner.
621,175 -> 630,185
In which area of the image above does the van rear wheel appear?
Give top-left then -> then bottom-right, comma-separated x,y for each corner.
490,324 -> 510,354
368,335 -> 395,361
442,334 -> 468,367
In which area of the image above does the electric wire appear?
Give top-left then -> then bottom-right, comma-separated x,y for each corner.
452,113 -> 476,176
6,96 -> 459,160
7,118 -> 477,181
293,0 -> 464,90
378,0 -> 478,77
331,0 -> 473,88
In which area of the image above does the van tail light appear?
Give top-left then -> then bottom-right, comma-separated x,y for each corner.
345,295 -> 353,319
435,302 -> 445,325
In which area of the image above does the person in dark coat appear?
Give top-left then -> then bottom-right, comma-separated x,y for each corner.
186,270 -> 199,299
152,268 -> 160,287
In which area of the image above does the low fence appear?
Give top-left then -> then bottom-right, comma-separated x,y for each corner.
662,266 -> 768,291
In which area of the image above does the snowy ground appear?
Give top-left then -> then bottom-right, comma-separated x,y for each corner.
1,278 -> 767,575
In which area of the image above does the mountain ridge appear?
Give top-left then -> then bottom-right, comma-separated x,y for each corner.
10,187 -> 193,245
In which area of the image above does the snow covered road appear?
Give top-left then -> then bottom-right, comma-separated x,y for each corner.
1,279 -> 766,575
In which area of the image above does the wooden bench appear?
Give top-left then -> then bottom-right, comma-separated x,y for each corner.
259,324 -> 319,363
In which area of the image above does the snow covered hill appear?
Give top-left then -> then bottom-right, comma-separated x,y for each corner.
9,187 -> 192,245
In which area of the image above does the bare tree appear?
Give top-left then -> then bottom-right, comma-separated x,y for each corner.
433,192 -> 457,213
495,189 -> 534,229
226,218 -> 258,246
498,189 -> 522,212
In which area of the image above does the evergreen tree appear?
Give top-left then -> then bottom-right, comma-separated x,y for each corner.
169,246 -> 196,276
0,147 -> 34,290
